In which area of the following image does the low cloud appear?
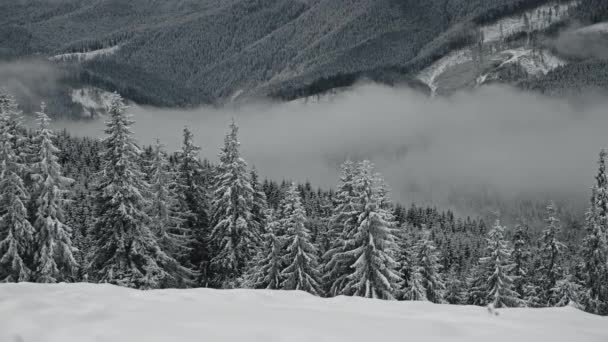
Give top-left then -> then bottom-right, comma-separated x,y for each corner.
551,22 -> 608,60
53,84 -> 608,216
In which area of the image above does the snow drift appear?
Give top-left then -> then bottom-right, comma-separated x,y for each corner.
1,283 -> 606,342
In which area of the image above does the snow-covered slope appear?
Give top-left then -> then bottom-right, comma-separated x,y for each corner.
49,45 -> 120,62
71,87 -> 116,117
1,283 -> 606,342
417,1 -> 578,95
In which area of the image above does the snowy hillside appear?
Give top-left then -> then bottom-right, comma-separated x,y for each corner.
49,45 -> 121,62
0,283 -> 606,342
417,1 -> 577,96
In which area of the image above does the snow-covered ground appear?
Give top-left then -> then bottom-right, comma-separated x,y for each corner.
416,1 -> 578,94
71,87 -> 116,117
481,1 -> 579,43
49,45 -> 120,62
1,283 -> 606,342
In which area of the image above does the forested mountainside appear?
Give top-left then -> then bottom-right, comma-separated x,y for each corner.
1,0 -> 607,117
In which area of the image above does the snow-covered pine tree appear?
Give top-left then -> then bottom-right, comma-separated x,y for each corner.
175,126 -> 210,282
444,267 -> 465,305
404,266 -> 427,301
148,139 -> 192,265
30,103 -> 78,283
0,91 -> 35,282
340,161 -> 401,300
539,201 -> 566,305
242,209 -> 283,289
209,120 -> 259,287
88,94 -> 189,289
414,234 -> 445,303
511,223 -> 530,301
580,150 -> 608,315
470,219 -> 521,308
324,160 -> 359,296
279,183 -> 322,295
395,228 -> 415,300
250,167 -> 268,234
551,272 -> 582,308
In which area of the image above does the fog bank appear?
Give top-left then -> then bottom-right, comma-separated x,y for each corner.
53,84 -> 608,214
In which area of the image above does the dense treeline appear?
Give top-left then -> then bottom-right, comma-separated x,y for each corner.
0,89 -> 607,315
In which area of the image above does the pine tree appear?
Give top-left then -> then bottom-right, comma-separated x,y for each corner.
279,183 -> 322,295
395,228 -> 415,300
242,209 -> 283,289
209,120 -> 259,287
579,150 -> 608,314
88,94 -> 189,289
324,160 -> 359,296
148,139 -> 191,264
511,223 -> 530,300
469,219 -> 520,308
0,91 -> 35,282
444,267 -> 465,305
414,234 -> 445,303
30,103 -> 77,283
250,167 -> 268,234
175,126 -> 209,283
404,266 -> 427,301
340,161 -> 401,300
539,201 -> 566,305
551,272 -> 582,308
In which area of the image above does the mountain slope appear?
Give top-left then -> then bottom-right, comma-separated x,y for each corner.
0,0 -> 607,116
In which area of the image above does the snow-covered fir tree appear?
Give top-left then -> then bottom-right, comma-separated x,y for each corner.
279,183 -> 323,295
413,234 -> 445,303
175,126 -> 210,283
209,120 -> 259,287
30,103 -> 77,283
511,223 -> 530,301
395,229 -> 415,300
148,139 -> 191,266
340,161 -> 401,300
324,160 -> 359,296
469,219 -> 520,308
242,209 -> 283,289
579,150 -> 608,315
404,265 -> 427,301
0,91 -> 35,282
88,94 -> 189,289
551,272 -> 582,308
250,167 -> 268,233
539,201 -> 566,305
444,267 -> 465,305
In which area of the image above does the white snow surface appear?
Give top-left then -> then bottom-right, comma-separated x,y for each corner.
481,1 -> 580,43
1,283 -> 607,342
71,87 -> 116,117
49,45 -> 120,62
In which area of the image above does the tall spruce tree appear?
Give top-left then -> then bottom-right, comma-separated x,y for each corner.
324,160 -> 359,296
469,219 -> 520,308
31,103 -> 77,283
209,120 -> 259,287
279,183 -> 323,295
511,223 -> 530,301
88,94 -> 189,289
340,161 -> 401,300
242,209 -> 283,289
414,235 -> 445,303
539,201 -> 566,305
176,126 -> 210,282
580,150 -> 608,314
148,139 -> 191,264
0,91 -> 35,282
